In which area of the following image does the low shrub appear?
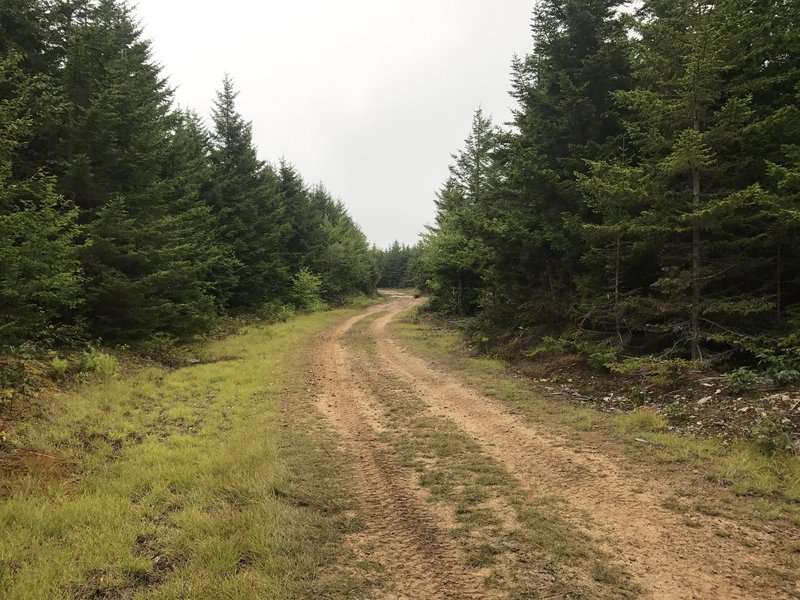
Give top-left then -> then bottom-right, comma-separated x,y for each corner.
664,403 -> 690,425
79,345 -> 117,378
609,357 -> 694,384
728,367 -> 758,394
757,351 -> 800,386
528,335 -> 617,371
0,360 -> 30,392
291,268 -> 327,313
50,357 -> 69,378
260,301 -> 296,324
0,360 -> 31,417
629,389 -> 648,407
138,333 -> 191,367
750,418 -> 790,457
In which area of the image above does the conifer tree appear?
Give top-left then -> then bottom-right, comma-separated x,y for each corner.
376,241 -> 410,288
208,75 -> 289,309
0,53 -> 82,346
420,109 -> 498,314
0,1 -> 378,347
487,0 -> 632,326
317,198 -> 377,301
279,160 -> 324,277
575,160 -> 655,345
768,145 -> 800,339
420,0 -> 800,363
54,0 -> 221,340
619,0 -> 771,358
719,0 -> 800,336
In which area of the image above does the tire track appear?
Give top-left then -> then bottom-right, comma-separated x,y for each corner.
343,320 -> 627,599
310,306 -> 496,599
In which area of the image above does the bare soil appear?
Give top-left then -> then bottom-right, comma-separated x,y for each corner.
309,305 -> 494,599
308,293 -> 799,599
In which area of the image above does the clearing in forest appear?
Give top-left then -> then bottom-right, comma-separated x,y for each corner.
1,293 -> 797,599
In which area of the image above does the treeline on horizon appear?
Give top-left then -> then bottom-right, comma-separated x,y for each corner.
373,242 -> 420,288
0,0 -> 378,350
418,0 -> 800,368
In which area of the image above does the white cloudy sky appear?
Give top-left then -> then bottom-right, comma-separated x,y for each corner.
133,0 -> 534,248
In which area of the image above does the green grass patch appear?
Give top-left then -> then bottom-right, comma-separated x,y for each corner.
464,356 -> 505,373
466,542 -> 501,567
640,432 -> 719,463
0,308 -> 368,599
615,408 -> 667,434
342,311 -> 382,356
717,444 -> 800,500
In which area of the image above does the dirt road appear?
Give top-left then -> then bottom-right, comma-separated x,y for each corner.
306,293 -> 798,599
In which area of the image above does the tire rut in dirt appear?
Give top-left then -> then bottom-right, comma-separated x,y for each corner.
311,309 -> 491,599
343,324 -> 616,599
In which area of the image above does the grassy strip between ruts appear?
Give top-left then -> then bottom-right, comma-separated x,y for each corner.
390,310 -> 800,527
343,314 -> 638,599
0,308 -> 368,599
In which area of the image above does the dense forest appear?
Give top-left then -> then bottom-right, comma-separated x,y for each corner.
0,0 -> 377,349
3,0 -> 799,373
372,242 -> 420,288
420,0 -> 800,370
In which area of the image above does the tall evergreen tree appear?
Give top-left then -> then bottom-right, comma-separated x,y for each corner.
208,75 -> 289,309
575,160 -> 656,345
616,0 -> 775,358
0,53 -> 82,346
317,196 -> 378,301
52,0 -> 221,340
486,0 -> 632,327
420,109 -> 499,314
720,0 -> 800,336
0,1 -> 378,347
279,160 -> 324,277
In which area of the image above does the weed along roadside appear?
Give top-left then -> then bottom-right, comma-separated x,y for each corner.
0,307 -> 372,599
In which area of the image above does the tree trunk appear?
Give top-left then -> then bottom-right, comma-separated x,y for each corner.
776,243 -> 782,325
691,139 -> 702,360
615,232 -> 622,346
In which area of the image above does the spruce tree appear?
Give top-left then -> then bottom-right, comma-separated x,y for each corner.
575,160 -> 655,345
279,160 -> 325,278
164,110 -> 240,311
487,0 -> 632,326
0,53 -> 82,346
208,75 -> 289,309
54,0 -> 221,340
420,109 -> 498,314
618,0 -> 776,358
317,197 -> 377,301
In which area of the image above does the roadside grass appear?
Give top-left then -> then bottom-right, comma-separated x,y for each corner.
390,314 -> 800,520
615,408 -> 667,434
719,444 -> 800,501
342,324 -> 637,599
0,308 -> 368,599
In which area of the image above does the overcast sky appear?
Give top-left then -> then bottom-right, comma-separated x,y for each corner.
133,0 -> 534,248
